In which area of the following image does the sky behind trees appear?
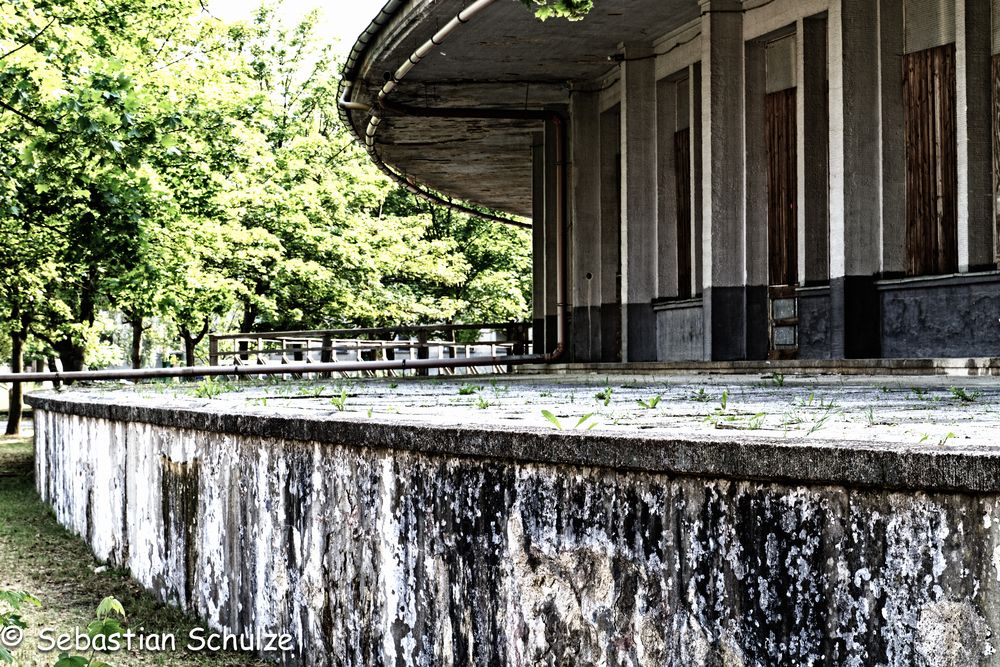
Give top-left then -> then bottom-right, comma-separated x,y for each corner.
209,0 -> 385,53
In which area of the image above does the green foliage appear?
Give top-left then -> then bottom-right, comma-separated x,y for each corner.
949,386 -> 980,403
521,0 -> 593,21
0,0 -> 532,372
458,383 -> 482,395
594,386 -> 613,406
0,589 -> 40,662
541,410 -> 596,430
329,388 -> 347,411
636,395 -> 661,409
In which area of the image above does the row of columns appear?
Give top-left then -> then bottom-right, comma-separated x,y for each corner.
548,0 -> 996,362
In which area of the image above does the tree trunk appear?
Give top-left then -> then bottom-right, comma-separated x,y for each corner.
238,304 -> 257,361
180,319 -> 210,368
130,319 -> 144,369
5,329 -> 24,436
55,339 -> 85,374
47,356 -> 61,390
182,335 -> 197,368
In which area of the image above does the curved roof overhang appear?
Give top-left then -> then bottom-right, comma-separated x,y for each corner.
340,0 -> 700,218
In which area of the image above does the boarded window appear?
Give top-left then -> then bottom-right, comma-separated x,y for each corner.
674,128 -> 692,298
766,88 -> 798,286
904,44 -> 957,276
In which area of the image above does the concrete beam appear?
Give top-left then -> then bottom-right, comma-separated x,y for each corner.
878,0 -> 905,276
689,65 -> 705,298
600,106 -> 622,362
619,44 -> 659,362
797,16 -> 830,285
544,118 -> 560,354
701,0 -> 748,361
828,0 -> 882,358
745,38 -> 769,360
956,0 -> 995,272
570,91 -> 602,362
532,133 -> 545,354
656,76 -> 680,299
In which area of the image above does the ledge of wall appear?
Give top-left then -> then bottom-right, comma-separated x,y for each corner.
25,391 -> 1000,494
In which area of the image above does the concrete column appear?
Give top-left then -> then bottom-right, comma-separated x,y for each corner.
570,91 -> 602,361
877,0 -> 905,276
531,133 -> 546,354
600,106 -> 622,362
657,77 -> 679,299
744,39 -> 769,360
956,0 -> 994,271
828,0 -> 882,358
619,44 -> 658,361
689,65 -> 704,298
797,16 -> 830,284
701,0 -> 747,361
544,118 -> 561,354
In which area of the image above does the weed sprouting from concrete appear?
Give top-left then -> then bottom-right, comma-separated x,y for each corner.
949,387 -> 981,403
637,395 -> 662,409
330,389 -> 348,411
458,384 -> 482,396
594,386 -> 613,406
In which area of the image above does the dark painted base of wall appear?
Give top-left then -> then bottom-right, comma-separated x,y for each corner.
880,272 -> 1000,358
600,303 -> 621,363
830,276 -> 881,358
798,287 -> 832,359
705,287 -> 768,361
625,303 -> 657,362
653,300 -> 704,361
571,306 -> 602,362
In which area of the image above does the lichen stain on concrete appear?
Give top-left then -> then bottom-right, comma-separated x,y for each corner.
915,600 -> 993,666
32,407 -> 1000,666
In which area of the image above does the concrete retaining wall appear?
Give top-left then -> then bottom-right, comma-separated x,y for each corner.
29,394 -> 1000,666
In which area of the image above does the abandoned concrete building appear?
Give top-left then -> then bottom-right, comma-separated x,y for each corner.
340,0 -> 1000,363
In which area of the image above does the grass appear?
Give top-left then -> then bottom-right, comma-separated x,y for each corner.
0,436 -> 268,667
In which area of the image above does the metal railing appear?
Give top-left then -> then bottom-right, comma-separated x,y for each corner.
207,322 -> 532,377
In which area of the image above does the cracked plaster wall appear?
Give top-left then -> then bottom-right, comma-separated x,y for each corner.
33,407 -> 1000,666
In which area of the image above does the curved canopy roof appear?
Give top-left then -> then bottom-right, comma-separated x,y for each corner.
341,0 -> 699,216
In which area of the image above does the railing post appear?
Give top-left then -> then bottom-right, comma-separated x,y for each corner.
209,336 -> 219,367
417,330 -> 429,376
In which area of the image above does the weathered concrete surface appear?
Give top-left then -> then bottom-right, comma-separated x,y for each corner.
27,376 -> 1000,665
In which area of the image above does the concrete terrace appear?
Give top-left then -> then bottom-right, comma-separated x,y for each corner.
30,371 -> 1000,493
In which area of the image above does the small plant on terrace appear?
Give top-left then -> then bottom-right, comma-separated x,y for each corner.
476,396 -> 491,410
768,373 -> 785,388
329,388 -> 348,412
541,410 -> 597,430
458,384 -> 482,396
637,395 -> 662,409
949,386 -> 981,403
193,377 -> 228,399
594,386 -> 613,406
689,388 -> 711,403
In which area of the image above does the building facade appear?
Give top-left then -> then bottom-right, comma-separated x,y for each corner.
341,0 -> 1000,361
